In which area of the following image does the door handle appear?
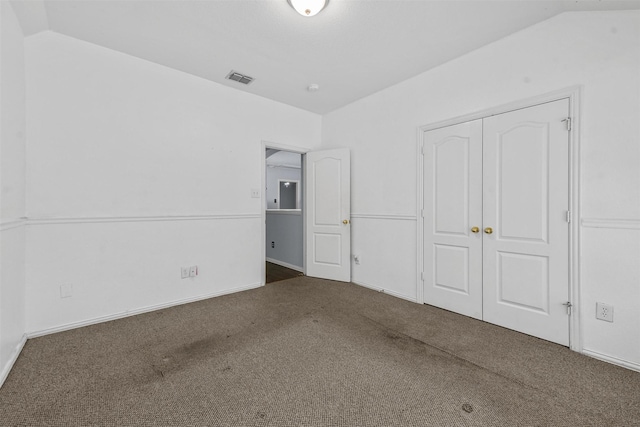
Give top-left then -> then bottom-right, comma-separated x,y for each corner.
471,226 -> 480,233
343,219 -> 350,225
484,227 -> 493,235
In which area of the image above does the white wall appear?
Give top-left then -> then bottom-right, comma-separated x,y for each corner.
266,210 -> 303,270
25,31 -> 321,334
0,1 -> 27,385
322,11 -> 640,369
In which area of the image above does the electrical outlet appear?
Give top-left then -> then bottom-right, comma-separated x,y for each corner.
60,284 -> 73,298
250,189 -> 260,198
189,265 -> 198,277
596,302 -> 614,322
181,267 -> 190,279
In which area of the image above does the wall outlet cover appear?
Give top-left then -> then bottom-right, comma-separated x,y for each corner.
181,267 -> 190,279
596,302 -> 614,322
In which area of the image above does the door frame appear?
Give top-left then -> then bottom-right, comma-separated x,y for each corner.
261,141 -> 310,284
416,86 -> 582,352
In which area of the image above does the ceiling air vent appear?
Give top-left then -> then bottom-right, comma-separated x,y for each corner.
226,70 -> 254,85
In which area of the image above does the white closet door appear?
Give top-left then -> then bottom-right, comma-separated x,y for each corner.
482,99 -> 570,345
423,120 -> 483,319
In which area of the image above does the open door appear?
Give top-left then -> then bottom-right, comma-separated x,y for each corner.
305,148 -> 351,282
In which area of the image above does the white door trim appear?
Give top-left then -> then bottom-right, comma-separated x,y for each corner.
261,141 -> 310,284
416,86 -> 582,352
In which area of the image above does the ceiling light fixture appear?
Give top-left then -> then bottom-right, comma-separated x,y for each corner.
287,0 -> 329,17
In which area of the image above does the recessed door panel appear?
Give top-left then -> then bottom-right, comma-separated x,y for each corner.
434,244 -> 469,294
314,157 -> 341,226
497,252 -> 549,313
313,234 -> 342,265
498,123 -> 549,243
435,137 -> 469,236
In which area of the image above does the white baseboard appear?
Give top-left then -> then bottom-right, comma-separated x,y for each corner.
582,349 -> 640,373
0,334 -> 28,389
266,258 -> 303,273
352,280 -> 417,303
27,282 -> 263,339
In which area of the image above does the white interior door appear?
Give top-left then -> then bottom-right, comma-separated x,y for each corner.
422,99 -> 571,346
423,120 -> 483,319
305,148 -> 351,282
482,99 -> 570,346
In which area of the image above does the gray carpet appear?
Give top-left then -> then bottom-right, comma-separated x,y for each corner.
1,277 -> 639,426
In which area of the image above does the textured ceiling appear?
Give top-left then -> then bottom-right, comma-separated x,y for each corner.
11,0 -> 640,114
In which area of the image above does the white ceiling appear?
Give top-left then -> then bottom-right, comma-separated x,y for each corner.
267,150 -> 302,168
11,0 -> 640,114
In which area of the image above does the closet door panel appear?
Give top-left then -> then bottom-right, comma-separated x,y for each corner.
482,99 -> 570,346
423,120 -> 483,319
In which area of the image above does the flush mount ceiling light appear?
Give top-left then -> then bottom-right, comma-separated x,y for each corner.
287,0 -> 329,17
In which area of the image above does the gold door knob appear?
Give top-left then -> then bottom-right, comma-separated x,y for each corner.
471,226 -> 480,233
484,227 -> 493,235
343,219 -> 350,225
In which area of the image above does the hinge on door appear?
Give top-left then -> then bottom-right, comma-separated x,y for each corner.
566,210 -> 571,223
421,209 -> 425,218
562,117 -> 572,131
421,145 -> 425,156
421,272 -> 424,281
563,301 -> 573,316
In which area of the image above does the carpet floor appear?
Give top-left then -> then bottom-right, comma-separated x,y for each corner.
1,277 -> 639,426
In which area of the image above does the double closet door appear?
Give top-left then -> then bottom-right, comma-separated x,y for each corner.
423,99 -> 571,346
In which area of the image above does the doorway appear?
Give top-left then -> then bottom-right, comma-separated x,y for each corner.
265,148 -> 304,280
419,96 -> 578,347
261,143 -> 352,285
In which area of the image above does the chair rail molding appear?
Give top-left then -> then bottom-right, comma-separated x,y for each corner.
581,218 -> 640,230
0,218 -> 27,231
26,213 -> 261,226
350,213 -> 417,221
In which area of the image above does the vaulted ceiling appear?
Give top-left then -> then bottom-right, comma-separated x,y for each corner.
11,0 -> 640,114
